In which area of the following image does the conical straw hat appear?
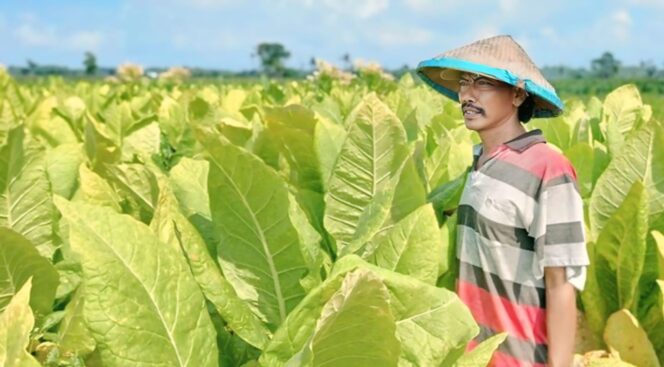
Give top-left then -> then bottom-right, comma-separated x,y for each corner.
416,35 -> 563,118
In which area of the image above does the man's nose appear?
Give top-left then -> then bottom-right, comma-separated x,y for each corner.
459,88 -> 476,104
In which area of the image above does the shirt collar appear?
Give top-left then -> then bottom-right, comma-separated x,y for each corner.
472,128 -> 546,156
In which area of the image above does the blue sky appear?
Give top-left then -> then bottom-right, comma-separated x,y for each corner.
1,0 -> 663,71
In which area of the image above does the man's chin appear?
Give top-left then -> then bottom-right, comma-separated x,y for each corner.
463,117 -> 484,131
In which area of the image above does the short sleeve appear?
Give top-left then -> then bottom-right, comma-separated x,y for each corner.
528,159 -> 590,291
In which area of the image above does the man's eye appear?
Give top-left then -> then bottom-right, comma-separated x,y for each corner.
477,80 -> 491,86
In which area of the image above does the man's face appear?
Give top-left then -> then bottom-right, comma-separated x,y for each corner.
457,72 -> 520,132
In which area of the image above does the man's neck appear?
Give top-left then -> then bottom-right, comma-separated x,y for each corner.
477,118 -> 526,156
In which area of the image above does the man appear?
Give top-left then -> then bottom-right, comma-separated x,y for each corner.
416,35 -> 590,366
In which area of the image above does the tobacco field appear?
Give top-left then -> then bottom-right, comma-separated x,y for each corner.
0,67 -> 663,367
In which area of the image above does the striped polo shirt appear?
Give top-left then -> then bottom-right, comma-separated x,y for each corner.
455,128 -> 590,366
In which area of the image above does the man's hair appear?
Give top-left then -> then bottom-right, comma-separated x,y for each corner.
518,94 -> 535,123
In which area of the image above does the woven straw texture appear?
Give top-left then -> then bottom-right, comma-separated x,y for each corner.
418,35 -> 561,116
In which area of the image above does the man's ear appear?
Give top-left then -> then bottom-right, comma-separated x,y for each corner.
513,88 -> 528,107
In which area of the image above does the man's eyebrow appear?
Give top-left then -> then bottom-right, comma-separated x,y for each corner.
459,75 -> 494,82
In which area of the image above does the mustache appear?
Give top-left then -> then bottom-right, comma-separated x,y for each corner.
461,102 -> 484,114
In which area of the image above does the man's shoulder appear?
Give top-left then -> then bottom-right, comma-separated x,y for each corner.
520,143 -> 577,184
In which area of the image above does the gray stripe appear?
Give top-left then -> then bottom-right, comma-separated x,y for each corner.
457,204 -> 535,251
544,173 -> 580,194
457,225 -> 545,288
535,221 -> 585,246
459,261 -> 545,307
480,159 -> 543,199
476,324 -> 548,364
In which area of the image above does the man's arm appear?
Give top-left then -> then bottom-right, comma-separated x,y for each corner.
545,266 -> 576,367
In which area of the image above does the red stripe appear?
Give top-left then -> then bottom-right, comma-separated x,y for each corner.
457,280 -> 547,344
498,144 -> 577,183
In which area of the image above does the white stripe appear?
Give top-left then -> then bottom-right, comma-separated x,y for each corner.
457,225 -> 545,288
529,183 -> 584,238
543,182 -> 584,224
533,243 -> 590,291
460,171 -> 537,229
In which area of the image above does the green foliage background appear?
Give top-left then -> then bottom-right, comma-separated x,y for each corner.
0,67 -> 662,366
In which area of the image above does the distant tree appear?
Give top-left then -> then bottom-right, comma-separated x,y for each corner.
254,42 -> 291,76
591,52 -> 620,78
27,59 -> 38,75
639,60 -> 657,78
84,51 -> 97,75
341,53 -> 351,70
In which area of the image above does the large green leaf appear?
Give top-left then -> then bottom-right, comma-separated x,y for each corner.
84,115 -> 121,168
604,309 -> 660,367
264,105 -> 332,264
583,180 -> 649,338
198,133 -> 309,331
103,162 -> 160,223
266,105 -> 323,193
654,231 -> 664,279
599,181 -> 649,311
565,142 -> 594,198
169,157 -> 210,220
580,241 -> 610,340
53,196 -> 218,367
312,269 -> 399,366
423,126 -> 472,190
454,333 -> 507,367
600,84 -> 650,154
436,212 -> 459,291
150,180 -> 272,349
0,228 -> 58,317
261,255 -> 477,367
287,269 -> 400,367
0,127 -> 56,258
45,143 -> 84,199
638,279 -> 664,363
27,96 -> 79,147
589,120 -> 664,241
314,114 -> 346,191
323,93 -> 409,256
76,163 -> 122,212
121,121 -> 160,161
57,285 -> 95,357
168,157 -> 217,255
389,151 -> 427,226
366,204 -> 441,284
0,279 -> 41,367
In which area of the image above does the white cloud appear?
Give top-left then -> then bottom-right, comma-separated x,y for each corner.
401,0 -> 471,13
129,0 -> 237,10
13,15 -> 104,51
539,26 -> 566,47
188,0 -> 235,8
627,0 -> 664,7
321,0 -> 389,19
375,27 -> 432,46
472,25 -> 501,40
513,34 -> 531,54
14,22 -> 56,46
499,0 -> 521,13
171,29 -> 242,52
67,31 -> 103,51
610,9 -> 632,41
402,0 -> 436,12
612,9 -> 632,25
